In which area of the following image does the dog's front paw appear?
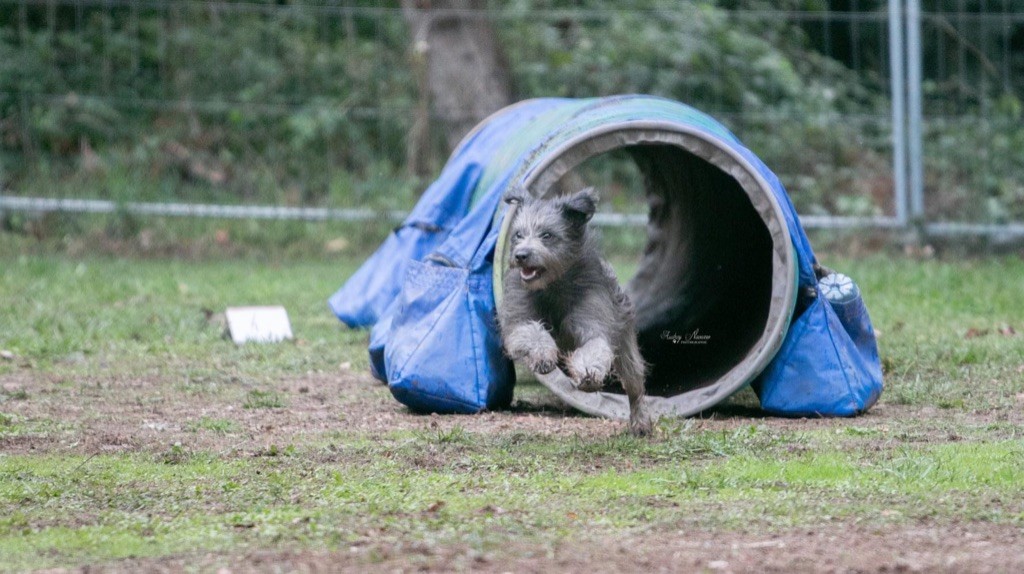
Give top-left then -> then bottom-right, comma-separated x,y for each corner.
527,346 -> 559,375
567,342 -> 612,392
572,369 -> 606,392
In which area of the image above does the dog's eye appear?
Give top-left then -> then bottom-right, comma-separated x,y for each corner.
540,232 -> 552,240
513,231 -> 524,242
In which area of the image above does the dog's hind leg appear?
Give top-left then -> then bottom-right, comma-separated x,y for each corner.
503,320 -> 559,375
616,335 -> 652,436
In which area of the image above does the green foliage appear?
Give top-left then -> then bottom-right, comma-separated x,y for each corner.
496,0 -> 895,216
0,2 -> 416,206
498,0 -> 875,111
924,110 -> 1024,222
1,2 -> 1023,221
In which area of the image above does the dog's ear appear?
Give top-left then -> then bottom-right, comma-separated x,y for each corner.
560,187 -> 598,225
503,186 -> 527,206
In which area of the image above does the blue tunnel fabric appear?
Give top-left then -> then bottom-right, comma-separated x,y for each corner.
329,96 -> 883,417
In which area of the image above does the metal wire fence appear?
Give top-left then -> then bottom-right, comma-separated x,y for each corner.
0,1 -> 1022,239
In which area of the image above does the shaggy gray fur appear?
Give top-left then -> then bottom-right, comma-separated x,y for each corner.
497,187 -> 652,436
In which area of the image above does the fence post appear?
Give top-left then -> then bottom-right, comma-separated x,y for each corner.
905,0 -> 925,223
888,0 -> 908,226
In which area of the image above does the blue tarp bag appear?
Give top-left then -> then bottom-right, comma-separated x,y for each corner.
380,183 -> 515,413
753,271 -> 883,417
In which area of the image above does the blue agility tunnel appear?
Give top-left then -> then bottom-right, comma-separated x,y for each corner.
329,96 -> 883,420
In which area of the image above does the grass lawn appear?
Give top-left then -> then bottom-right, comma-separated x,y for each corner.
1,245 -> 1023,572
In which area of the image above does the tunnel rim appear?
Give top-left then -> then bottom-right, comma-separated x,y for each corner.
494,120 -> 798,419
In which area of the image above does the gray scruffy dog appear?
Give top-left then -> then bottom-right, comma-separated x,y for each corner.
497,186 -> 652,436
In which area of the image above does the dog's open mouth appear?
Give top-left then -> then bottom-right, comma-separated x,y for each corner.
519,266 -> 545,283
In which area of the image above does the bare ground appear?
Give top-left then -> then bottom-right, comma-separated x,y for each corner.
32,523 -> 1024,574
5,365 -> 1024,573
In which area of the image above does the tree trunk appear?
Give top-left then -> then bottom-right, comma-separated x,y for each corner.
401,0 -> 513,162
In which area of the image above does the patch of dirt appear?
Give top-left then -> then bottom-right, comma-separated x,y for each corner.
3,366 -> 1022,457
0,433 -> 58,453
0,368 -> 629,459
38,522 -> 1024,573
6,365 -> 1024,573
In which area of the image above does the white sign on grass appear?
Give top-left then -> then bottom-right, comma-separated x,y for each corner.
225,306 -> 293,344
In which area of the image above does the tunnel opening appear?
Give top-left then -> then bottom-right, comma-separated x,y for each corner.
497,125 -> 796,419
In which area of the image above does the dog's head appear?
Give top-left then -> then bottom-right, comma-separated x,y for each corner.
504,186 -> 597,291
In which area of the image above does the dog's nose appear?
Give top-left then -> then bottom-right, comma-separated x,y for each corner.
513,248 -> 532,262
